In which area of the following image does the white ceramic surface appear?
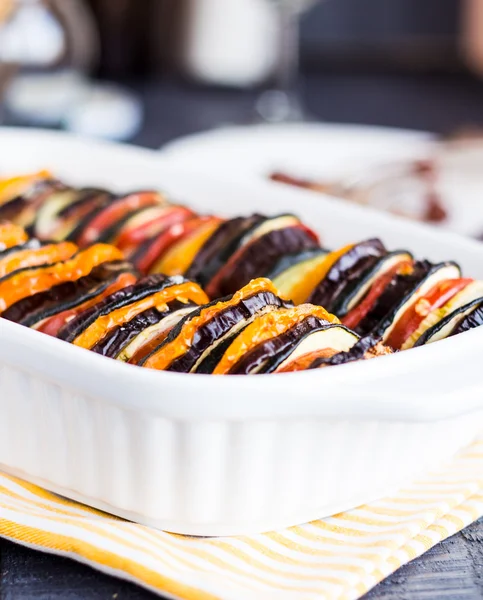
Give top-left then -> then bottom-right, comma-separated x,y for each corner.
160,123 -> 483,238
1,128 -> 483,536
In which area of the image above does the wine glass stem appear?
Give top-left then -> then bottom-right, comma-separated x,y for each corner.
274,2 -> 300,96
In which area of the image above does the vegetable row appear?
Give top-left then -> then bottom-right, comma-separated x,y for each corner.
0,222 -> 392,374
1,172 -> 482,352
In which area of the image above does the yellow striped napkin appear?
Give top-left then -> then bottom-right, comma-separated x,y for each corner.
0,436 -> 482,600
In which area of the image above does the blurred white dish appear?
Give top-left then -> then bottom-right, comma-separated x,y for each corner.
161,123 -> 483,239
161,123 -> 435,178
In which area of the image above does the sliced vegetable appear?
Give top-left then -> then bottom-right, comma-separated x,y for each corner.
413,282 -> 483,346
0,240 -> 77,277
249,320 -> 358,374
0,222 -> 28,250
308,238 -> 386,312
0,179 -> 65,228
132,216 -> 211,274
356,260 -> 461,342
449,300 -> 483,336
66,276 -> 208,349
0,171 -> 52,207
3,261 -> 136,330
185,215 -> 264,286
75,191 -> 167,246
335,251 -> 413,318
0,243 -> 124,313
387,277 -> 474,350
91,301 -> 196,360
212,304 -> 339,375
141,278 -> 286,372
151,216 -> 224,276
115,205 -> 194,251
206,216 -> 320,299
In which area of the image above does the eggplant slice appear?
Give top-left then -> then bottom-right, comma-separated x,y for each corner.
333,250 -> 413,318
185,214 -> 264,287
2,261 -> 136,327
309,335 -> 393,369
91,301 -> 196,360
449,300 -> 483,336
356,260 -> 461,341
415,296 -> 483,346
228,317 -> 358,375
308,238 -> 386,312
140,280 -> 289,372
207,215 -> 319,299
402,280 -> 483,349
57,274 -> 189,343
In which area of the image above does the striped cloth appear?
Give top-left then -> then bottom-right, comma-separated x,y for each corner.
0,437 -> 482,600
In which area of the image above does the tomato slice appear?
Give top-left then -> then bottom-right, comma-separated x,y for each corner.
385,277 -> 474,350
143,278 -> 279,371
37,272 -> 137,337
152,216 -> 223,276
76,192 -> 166,246
0,244 -> 124,313
0,222 -> 28,250
211,305 -> 339,375
275,348 -> 339,372
0,241 -> 77,277
147,216 -> 214,274
342,260 -> 413,330
116,205 -> 194,251
73,281 -> 209,349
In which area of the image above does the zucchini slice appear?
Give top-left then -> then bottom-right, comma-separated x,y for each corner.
308,238 -> 386,312
334,250 -> 413,318
356,260 -> 461,342
140,278 -> 288,372
230,318 -> 357,375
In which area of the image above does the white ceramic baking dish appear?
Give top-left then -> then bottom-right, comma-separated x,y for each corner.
1,128 -> 482,536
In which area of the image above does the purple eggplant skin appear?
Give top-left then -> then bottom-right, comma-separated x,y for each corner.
215,225 -> 320,299
414,297 -> 483,347
355,260 -> 435,338
90,300 -> 190,358
0,179 -> 65,226
450,301 -> 483,336
57,273 -> 188,343
309,334 -> 382,368
2,261 -> 136,327
186,215 -> 265,287
333,250 -> 413,318
308,239 -> 387,312
228,315 -> 333,375
159,290 -> 289,373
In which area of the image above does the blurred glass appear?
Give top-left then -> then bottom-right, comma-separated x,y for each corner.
0,0 -> 98,125
255,0 -> 319,122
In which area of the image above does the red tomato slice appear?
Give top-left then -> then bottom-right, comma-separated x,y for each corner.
385,277 -> 473,349
116,206 -> 194,251
132,217 -> 211,275
76,192 -> 165,246
342,260 -> 413,330
37,272 -> 137,336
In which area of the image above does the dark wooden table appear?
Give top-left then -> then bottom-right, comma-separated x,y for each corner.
1,72 -> 483,599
